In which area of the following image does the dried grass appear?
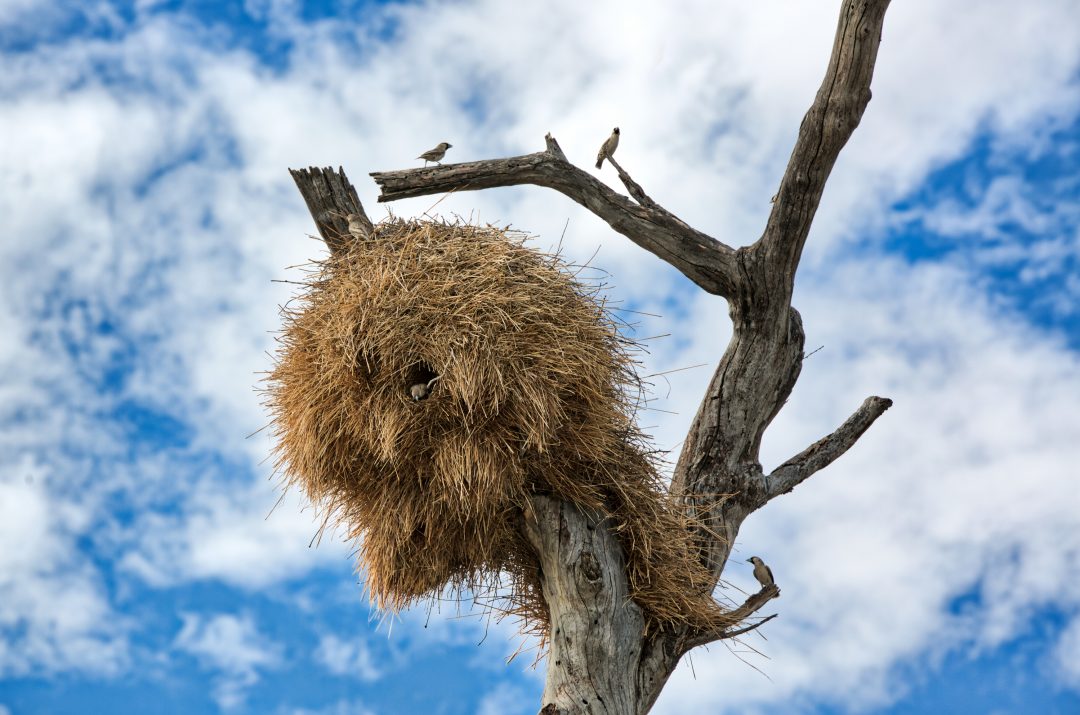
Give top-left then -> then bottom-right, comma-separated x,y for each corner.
266,218 -> 728,639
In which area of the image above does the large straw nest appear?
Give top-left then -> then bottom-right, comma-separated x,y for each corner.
267,218 -> 728,639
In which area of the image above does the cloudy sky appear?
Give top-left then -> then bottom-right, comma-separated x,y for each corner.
1,0 -> 1079,713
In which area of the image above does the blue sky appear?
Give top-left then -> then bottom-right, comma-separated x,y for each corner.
1,1 -> 1079,714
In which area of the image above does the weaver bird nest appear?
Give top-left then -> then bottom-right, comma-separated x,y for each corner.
267,218 -> 724,638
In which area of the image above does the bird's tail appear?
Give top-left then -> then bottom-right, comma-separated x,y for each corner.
595,158 -> 604,169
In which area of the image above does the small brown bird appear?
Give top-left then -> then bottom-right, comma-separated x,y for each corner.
417,142 -> 452,167
345,213 -> 370,240
747,556 -> 775,589
409,375 -> 441,401
595,127 -> 620,169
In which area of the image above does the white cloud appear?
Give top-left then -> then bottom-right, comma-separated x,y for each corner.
1053,617 -> 1080,691
476,682 -> 532,715
278,700 -> 376,715
122,485 -> 351,590
314,634 -> 380,682
901,162 -> 1080,321
174,612 -> 282,710
0,456 -> 127,678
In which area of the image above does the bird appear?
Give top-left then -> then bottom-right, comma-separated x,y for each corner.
595,127 -> 620,169
417,142 -> 452,167
747,556 -> 775,589
345,213 -> 370,240
409,375 -> 441,401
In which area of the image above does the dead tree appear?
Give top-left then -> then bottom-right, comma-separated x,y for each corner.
287,1 -> 893,712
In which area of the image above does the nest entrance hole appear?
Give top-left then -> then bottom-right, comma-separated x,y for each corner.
407,361 -> 439,386
406,361 -> 441,401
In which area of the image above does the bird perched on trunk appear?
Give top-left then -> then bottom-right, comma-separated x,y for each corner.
747,556 -> 775,589
417,142 -> 452,167
595,127 -> 620,169
409,375 -> 441,401
345,213 -> 371,240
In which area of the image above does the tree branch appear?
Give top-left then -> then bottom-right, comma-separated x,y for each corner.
607,156 -> 659,210
289,166 -> 373,255
544,132 -> 568,162
651,3 -> 893,697
764,395 -> 892,501
684,614 -> 779,654
753,0 -> 891,285
635,584 -> 780,709
370,138 -> 741,298
681,584 -> 780,653
716,613 -> 778,641
669,0 -> 892,586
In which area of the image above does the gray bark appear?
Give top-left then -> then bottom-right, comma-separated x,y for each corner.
288,165 -> 372,255
521,496 -> 645,714
372,134 -> 740,298
289,1 -> 894,712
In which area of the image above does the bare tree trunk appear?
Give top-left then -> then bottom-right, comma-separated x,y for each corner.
289,2 -> 893,712
522,497 -> 644,714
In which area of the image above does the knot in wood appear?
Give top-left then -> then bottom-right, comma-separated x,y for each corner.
577,551 -> 602,585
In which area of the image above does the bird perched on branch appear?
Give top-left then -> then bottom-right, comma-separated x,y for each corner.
747,556 -> 775,589
417,142 -> 452,167
409,375 -> 441,401
595,127 -> 620,169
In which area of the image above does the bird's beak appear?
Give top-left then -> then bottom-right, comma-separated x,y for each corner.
746,558 -> 752,563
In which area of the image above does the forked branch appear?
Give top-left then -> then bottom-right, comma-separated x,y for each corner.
669,0 -> 891,582
682,584 -> 781,653
607,156 -> 659,210
370,138 -> 741,298
753,0 -> 891,286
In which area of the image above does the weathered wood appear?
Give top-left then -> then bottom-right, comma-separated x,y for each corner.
607,156 -> 660,210
289,166 -> 372,255
371,147 -> 740,298
754,0 -> 891,289
765,395 -> 893,501
669,0 -> 891,574
652,3 -> 892,706
522,496 -> 645,715
669,301 -> 807,585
